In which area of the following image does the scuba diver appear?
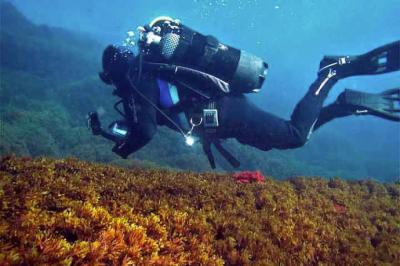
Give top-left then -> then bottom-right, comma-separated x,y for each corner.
88,17 -> 400,169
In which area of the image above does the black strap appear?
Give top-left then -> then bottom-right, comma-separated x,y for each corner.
142,62 -> 230,94
202,140 -> 240,169
201,100 -> 240,169
214,141 -> 241,168
202,141 -> 216,169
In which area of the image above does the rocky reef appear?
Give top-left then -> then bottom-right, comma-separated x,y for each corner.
0,156 -> 399,265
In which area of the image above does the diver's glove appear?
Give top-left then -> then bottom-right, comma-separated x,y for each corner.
87,112 -> 102,135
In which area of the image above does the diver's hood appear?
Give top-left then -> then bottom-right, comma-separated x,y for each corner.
99,45 -> 136,85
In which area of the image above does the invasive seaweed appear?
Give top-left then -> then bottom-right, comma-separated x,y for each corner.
0,156 -> 399,265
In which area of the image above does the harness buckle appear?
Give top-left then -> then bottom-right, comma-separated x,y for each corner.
203,109 -> 219,127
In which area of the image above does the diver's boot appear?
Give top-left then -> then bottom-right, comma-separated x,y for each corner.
319,41 -> 400,79
335,88 -> 400,121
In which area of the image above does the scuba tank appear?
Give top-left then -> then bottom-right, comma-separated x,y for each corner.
138,16 -> 268,93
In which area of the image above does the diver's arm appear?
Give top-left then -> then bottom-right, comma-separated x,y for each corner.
88,112 -> 125,143
111,78 -> 159,158
112,112 -> 156,158
96,44 -> 160,158
87,107 -> 156,158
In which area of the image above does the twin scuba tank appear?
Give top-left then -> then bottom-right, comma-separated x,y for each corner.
138,16 -> 268,94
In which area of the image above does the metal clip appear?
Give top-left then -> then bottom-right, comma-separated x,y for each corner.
203,109 -> 219,127
184,117 -> 203,146
338,56 -> 350,65
188,117 -> 203,134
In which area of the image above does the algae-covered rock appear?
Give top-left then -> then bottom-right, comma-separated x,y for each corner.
0,156 -> 399,265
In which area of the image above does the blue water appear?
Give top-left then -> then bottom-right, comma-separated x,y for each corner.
7,0 -> 400,181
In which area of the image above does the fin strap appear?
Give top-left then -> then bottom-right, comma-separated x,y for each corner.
214,141 -> 241,168
202,140 -> 241,169
202,141 -> 216,169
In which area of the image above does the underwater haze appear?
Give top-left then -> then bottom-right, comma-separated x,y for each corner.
3,0 -> 400,182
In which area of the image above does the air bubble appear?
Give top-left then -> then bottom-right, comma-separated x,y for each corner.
123,29 -> 137,47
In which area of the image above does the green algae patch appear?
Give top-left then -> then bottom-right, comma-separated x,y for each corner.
0,156 -> 399,265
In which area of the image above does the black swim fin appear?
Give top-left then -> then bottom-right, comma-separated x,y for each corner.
337,88 -> 400,121
319,41 -> 400,79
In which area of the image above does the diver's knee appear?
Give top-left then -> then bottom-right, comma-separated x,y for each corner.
274,134 -> 307,150
292,136 -> 308,148
289,130 -> 309,148
284,123 -> 309,148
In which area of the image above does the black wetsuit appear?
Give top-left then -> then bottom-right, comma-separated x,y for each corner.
105,64 -> 339,158
216,75 -> 337,151
94,41 -> 399,166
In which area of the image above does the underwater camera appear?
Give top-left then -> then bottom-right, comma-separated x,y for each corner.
138,16 -> 268,93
